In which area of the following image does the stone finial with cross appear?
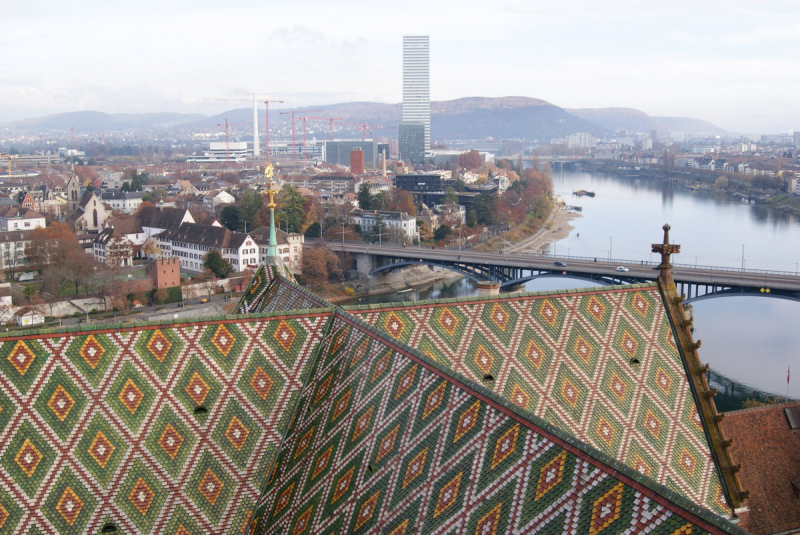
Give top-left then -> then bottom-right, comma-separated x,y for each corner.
652,224 -> 680,278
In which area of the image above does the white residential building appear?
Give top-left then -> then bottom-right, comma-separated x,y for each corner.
101,191 -> 145,214
203,190 -> 236,211
349,209 -> 419,243
0,207 -> 46,232
0,231 -> 34,274
156,222 -> 260,273
248,227 -> 305,275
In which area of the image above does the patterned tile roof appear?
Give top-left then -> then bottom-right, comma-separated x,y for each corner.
235,264 -> 318,314
250,312 -> 744,534
0,274 -> 747,534
345,283 -> 733,517
0,312 -> 329,534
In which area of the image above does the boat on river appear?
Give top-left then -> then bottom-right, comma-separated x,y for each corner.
397,288 -> 413,294
573,189 -> 596,197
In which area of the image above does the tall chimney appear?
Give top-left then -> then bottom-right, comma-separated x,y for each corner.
252,94 -> 260,157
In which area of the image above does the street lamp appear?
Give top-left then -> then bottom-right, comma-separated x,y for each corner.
609,237 -> 613,261
741,244 -> 745,272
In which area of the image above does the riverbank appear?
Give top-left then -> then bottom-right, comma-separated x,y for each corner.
505,203 -> 581,254
308,264 -> 462,304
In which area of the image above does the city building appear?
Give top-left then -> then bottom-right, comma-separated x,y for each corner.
186,141 -> 249,163
146,257 -> 181,289
0,206 -> 46,232
403,35 -> 430,152
67,192 -> 111,232
283,174 -> 355,195
267,139 -> 325,161
100,190 -> 145,215
93,219 -> 146,266
248,226 -> 304,274
0,230 -> 34,274
349,148 -> 365,175
202,190 -> 236,211
398,122 -> 426,164
138,205 -> 195,240
349,209 -> 419,243
377,143 -> 390,160
156,222 -> 260,272
567,132 -> 597,148
92,227 -> 135,267
324,140 -> 377,168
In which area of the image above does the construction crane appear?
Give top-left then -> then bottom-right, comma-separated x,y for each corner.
298,116 -> 344,160
204,95 -> 285,161
215,119 -> 248,163
0,153 -> 17,176
342,123 -> 382,142
279,109 -> 323,160
302,116 -> 344,141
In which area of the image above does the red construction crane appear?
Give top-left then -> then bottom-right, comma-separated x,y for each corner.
204,96 -> 285,162
298,116 -> 344,160
342,123 -> 382,141
279,109 -> 323,159
216,118 -> 248,163
302,116 -> 344,141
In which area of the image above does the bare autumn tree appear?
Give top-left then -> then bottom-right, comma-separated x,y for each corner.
60,248 -> 96,295
302,247 -> 329,285
26,222 -> 81,270
458,150 -> 482,170
388,189 -> 417,216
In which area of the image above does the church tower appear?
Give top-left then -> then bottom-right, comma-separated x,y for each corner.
66,162 -> 81,211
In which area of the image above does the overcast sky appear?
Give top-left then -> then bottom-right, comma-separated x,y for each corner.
2,0 -> 798,134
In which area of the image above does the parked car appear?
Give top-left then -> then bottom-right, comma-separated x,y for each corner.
554,261 -> 567,267
200,298 -> 209,303
616,266 -> 629,272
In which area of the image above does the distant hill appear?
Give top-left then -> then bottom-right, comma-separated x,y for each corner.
567,107 -> 726,136
2,111 -> 207,132
650,116 -> 727,135
0,98 -> 727,140
185,97 -> 606,141
431,97 -> 605,140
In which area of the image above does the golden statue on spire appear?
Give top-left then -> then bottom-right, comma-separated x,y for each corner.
264,164 -> 278,210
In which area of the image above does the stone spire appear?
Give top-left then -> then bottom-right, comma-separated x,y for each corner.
652,223 -> 681,281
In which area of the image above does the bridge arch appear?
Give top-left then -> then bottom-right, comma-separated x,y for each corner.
370,261 -> 484,282
685,288 -> 800,304
500,272 -> 631,289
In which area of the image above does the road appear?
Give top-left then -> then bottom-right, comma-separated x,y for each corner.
7,292 -> 237,332
328,242 -> 800,292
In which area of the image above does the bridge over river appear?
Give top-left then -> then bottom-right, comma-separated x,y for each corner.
319,240 -> 800,302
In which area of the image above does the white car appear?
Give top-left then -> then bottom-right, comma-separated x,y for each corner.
616,266 -> 629,272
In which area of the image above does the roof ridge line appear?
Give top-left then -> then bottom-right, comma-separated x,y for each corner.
331,305 -> 747,533
658,278 -> 749,512
342,282 -> 658,311
0,306 -> 334,340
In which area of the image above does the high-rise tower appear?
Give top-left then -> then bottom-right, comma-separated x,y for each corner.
402,35 -> 430,154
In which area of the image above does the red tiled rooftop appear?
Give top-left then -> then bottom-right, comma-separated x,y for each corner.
721,401 -> 800,535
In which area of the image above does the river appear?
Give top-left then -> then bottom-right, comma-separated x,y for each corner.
345,170 -> 800,411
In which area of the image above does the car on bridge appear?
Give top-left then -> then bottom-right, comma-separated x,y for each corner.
616,266 -> 629,272
554,261 -> 567,267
